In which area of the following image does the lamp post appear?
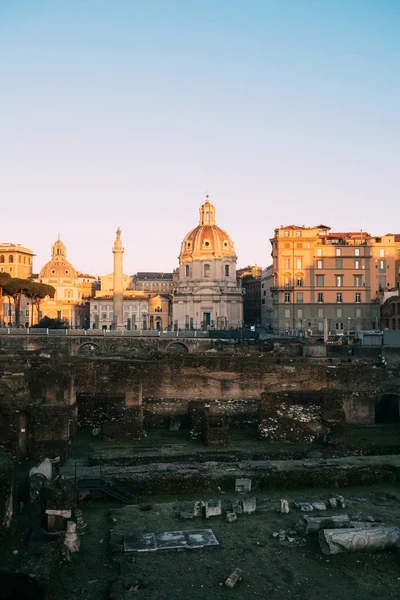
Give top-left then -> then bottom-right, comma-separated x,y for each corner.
347,317 -> 351,344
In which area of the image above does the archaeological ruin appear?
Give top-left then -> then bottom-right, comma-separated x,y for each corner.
1,331 -> 400,599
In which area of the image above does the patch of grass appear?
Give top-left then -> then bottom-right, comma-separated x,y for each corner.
50,484 -> 400,600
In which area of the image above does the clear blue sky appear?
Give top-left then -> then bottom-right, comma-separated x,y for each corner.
1,0 -> 399,275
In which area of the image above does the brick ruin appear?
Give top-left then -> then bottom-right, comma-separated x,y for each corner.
0,340 -> 399,459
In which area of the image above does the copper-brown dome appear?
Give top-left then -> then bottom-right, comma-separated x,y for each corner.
179,197 -> 236,261
39,238 -> 77,279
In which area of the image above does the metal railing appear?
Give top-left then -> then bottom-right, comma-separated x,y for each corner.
0,327 -> 210,338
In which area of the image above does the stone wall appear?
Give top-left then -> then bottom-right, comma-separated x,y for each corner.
0,345 -> 400,456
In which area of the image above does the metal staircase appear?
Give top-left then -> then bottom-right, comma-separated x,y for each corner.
76,478 -> 134,504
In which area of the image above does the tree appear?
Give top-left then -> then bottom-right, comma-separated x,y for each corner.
0,273 -> 11,326
2,278 -> 31,327
24,281 -> 56,326
32,316 -> 65,329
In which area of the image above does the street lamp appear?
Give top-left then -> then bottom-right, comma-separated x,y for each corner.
347,317 -> 351,344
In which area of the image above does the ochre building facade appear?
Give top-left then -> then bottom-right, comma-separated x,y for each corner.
270,225 -> 400,335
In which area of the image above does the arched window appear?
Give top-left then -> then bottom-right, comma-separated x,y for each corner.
0,255 -> 4,263
284,275 -> 291,289
204,264 -> 210,277
9,255 -> 14,263
185,265 -> 189,277
225,264 -> 230,277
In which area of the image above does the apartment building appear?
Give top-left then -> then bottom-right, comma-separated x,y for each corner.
269,224 -> 392,335
0,243 -> 34,278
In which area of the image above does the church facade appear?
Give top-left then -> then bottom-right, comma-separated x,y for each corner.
38,237 -> 86,327
173,197 -> 243,330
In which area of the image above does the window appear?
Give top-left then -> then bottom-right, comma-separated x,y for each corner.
355,293 -> 361,303
355,308 -> 361,318
284,243 -> 290,249
317,260 -> 323,269
379,260 -> 385,271
318,292 -> 324,303
18,256 -> 21,263
297,308 -> 303,318
318,308 -> 324,318
354,275 -> 362,287
296,243 -> 302,248
335,275 -> 344,287
284,259 -> 291,269
185,265 -> 189,277
0,255 -> 3,263
336,322 -> 344,330
296,277 -> 303,287
296,292 -> 303,303
337,308 -> 342,318
284,276 -> 291,289
354,248 -> 360,256
337,293 -> 342,303
284,230 -> 289,237
318,322 -> 324,331
296,230 -> 302,237
379,249 -> 385,257
285,309 -> 291,318
225,264 -> 230,277
284,292 -> 291,303
9,255 -> 14,263
336,248 -> 341,256
317,248 -> 323,256
204,264 -> 210,277
354,260 -> 360,269
336,259 -> 342,269
316,275 -> 324,287
296,258 -> 302,269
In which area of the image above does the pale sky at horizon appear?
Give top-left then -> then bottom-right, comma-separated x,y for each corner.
1,0 -> 399,276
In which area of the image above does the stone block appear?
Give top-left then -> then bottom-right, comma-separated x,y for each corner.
205,500 -> 222,518
226,512 -> 238,523
29,458 -> 53,481
235,478 -> 252,493
241,497 -> 256,514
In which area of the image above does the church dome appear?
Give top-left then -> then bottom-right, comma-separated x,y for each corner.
39,238 -> 77,279
180,196 -> 236,262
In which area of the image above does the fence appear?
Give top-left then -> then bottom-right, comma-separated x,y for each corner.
0,327 -> 210,338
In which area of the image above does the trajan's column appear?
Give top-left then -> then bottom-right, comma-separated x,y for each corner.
112,227 -> 124,329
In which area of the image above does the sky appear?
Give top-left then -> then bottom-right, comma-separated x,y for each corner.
1,0 -> 399,276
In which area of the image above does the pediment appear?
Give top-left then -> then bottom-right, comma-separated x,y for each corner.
192,286 -> 221,296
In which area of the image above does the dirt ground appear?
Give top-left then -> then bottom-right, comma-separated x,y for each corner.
50,484 -> 400,600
